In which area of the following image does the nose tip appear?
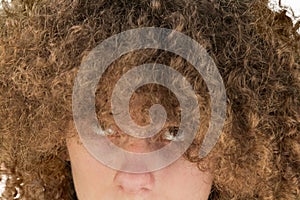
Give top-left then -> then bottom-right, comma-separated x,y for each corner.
114,172 -> 155,194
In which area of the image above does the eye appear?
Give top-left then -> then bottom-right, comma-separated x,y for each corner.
163,126 -> 184,142
93,124 -> 116,136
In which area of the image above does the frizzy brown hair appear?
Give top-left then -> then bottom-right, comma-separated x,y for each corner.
0,0 -> 299,199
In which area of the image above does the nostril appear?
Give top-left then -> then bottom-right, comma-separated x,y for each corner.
113,172 -> 155,194
117,185 -> 151,194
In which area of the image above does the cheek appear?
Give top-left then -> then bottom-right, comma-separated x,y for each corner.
67,136 -> 213,200
156,158 -> 213,200
66,137 -> 115,199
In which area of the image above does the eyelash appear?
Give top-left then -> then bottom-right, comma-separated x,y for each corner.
162,126 -> 184,142
93,125 -> 115,136
93,125 -> 183,142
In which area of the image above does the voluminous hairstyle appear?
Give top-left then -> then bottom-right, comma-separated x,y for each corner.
0,0 -> 299,199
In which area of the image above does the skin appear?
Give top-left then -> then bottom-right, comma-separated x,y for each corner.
67,134 -> 213,200
66,93 -> 213,200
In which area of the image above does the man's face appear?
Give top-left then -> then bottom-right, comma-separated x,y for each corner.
67,91 -> 213,200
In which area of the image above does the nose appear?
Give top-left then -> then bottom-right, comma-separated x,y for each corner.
113,138 -> 155,194
121,136 -> 153,153
114,171 -> 155,194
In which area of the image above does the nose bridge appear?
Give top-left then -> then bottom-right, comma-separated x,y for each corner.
124,137 -> 151,153
113,123 -> 167,153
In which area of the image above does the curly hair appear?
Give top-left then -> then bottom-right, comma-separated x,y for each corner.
0,0 -> 299,199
